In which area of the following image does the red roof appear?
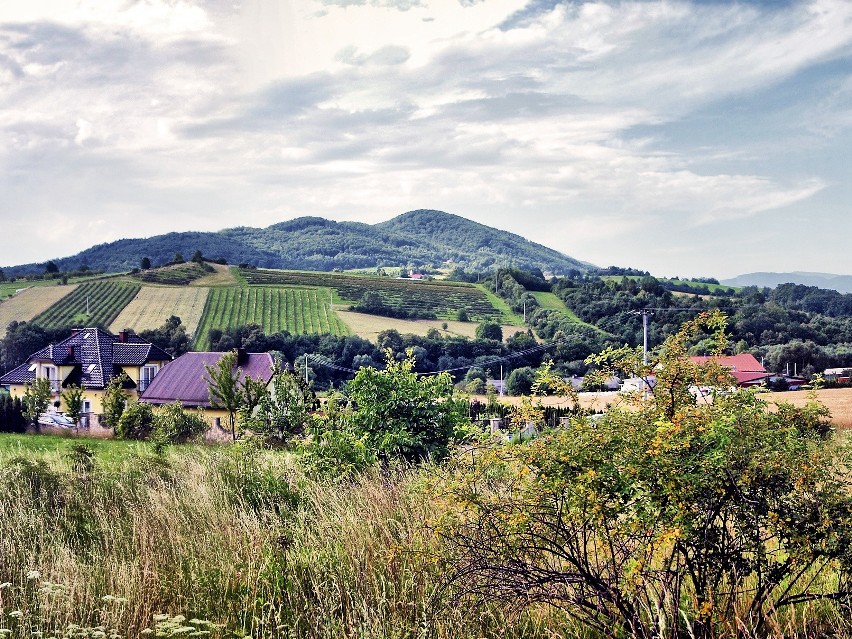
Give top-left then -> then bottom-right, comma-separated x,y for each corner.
140,351 -> 274,408
689,353 -> 768,386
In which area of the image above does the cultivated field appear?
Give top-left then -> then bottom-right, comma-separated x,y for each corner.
0,285 -> 78,336
336,310 -> 478,341
109,286 -> 210,336
194,286 -> 349,349
133,262 -> 211,285
242,269 -> 501,320
33,281 -> 141,329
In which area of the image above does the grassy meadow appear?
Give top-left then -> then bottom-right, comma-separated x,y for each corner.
0,286 -> 79,337
0,435 -> 565,639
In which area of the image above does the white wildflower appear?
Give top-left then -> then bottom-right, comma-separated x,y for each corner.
25,570 -> 40,581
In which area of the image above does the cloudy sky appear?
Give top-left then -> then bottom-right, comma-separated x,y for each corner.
1,0 -> 850,278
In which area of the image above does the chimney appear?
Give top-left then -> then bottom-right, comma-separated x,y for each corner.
71,328 -> 81,337
235,347 -> 248,365
118,330 -> 128,343
67,345 -> 74,359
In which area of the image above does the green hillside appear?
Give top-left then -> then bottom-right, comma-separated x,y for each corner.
3,210 -> 591,278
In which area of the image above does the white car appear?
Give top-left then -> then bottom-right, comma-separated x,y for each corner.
37,412 -> 76,428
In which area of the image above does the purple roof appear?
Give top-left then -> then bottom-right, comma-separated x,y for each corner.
140,351 -> 275,408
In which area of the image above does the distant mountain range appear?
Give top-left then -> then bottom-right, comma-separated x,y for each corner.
4,210 -> 592,277
721,272 -> 852,294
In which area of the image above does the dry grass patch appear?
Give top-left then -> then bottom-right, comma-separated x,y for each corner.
763,387 -> 852,429
110,286 -> 209,336
0,285 -> 78,336
191,262 -> 238,286
337,310 -> 494,342
337,310 -> 528,343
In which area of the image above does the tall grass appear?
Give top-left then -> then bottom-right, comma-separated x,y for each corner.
0,443 -> 564,639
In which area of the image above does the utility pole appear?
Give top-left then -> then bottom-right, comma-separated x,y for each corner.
630,309 -> 655,365
305,353 -> 309,385
523,299 -> 526,323
500,363 -> 504,397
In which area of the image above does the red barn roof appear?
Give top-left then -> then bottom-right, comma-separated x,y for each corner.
689,353 -> 768,386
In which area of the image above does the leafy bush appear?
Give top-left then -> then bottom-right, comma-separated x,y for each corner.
152,401 -> 208,448
437,312 -> 852,638
114,401 -> 155,440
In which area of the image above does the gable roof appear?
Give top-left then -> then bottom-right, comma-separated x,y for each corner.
689,353 -> 768,386
140,351 -> 275,408
0,327 -> 171,389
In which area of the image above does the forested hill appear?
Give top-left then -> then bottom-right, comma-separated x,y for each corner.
3,210 -> 591,277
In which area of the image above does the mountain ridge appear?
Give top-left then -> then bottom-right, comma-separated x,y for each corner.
2,210 -> 592,277
721,272 -> 852,295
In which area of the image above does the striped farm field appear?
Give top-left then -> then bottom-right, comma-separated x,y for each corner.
0,285 -> 79,336
109,286 -> 210,336
194,286 -> 349,349
241,269 -> 501,320
33,281 -> 141,330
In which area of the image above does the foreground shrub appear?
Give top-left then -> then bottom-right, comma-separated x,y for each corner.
435,312 -> 852,638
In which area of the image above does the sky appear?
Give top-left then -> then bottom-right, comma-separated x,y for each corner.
0,0 -> 850,279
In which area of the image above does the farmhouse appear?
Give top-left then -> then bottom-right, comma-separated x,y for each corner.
0,327 -> 171,427
140,349 -> 275,434
688,353 -> 769,387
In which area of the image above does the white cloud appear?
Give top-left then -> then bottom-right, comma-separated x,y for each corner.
0,0 -> 851,276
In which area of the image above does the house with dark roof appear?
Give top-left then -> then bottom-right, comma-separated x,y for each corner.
0,327 -> 171,427
140,349 -> 275,435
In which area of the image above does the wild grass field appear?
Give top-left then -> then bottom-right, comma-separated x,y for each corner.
0,437 -> 566,639
109,286 -> 210,336
194,286 -> 349,349
0,285 -> 78,336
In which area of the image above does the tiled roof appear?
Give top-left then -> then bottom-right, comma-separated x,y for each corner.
689,353 -> 768,387
0,327 -> 172,389
140,352 -> 275,408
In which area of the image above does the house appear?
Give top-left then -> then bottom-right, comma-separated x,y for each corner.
0,327 -> 171,428
688,353 -> 769,388
140,349 -> 275,436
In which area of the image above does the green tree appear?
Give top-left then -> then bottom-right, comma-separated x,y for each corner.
505,366 -> 535,396
173,252 -> 185,264
241,368 -> 318,443
438,312 -> 852,638
140,256 -> 152,270
345,349 -> 468,462
44,260 -> 59,274
205,351 -> 243,441
152,401 -> 208,449
475,321 -> 502,341
115,400 -> 155,440
191,250 -> 204,264
60,384 -> 85,427
22,377 -> 52,430
101,372 -> 130,428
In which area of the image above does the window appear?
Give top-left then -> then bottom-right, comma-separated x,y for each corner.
42,365 -> 59,392
140,365 -> 158,392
